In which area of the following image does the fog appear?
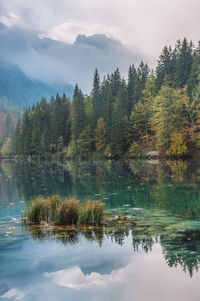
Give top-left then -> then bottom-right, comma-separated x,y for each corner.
0,25 -> 144,92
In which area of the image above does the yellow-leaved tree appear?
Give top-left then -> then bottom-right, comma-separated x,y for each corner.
150,85 -> 191,155
94,118 -> 106,152
1,138 -> 13,158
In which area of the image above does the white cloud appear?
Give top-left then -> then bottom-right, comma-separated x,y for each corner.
1,289 -> 25,300
1,0 -> 200,58
44,20 -> 117,44
44,265 -> 122,290
0,13 -> 19,27
43,247 -> 200,301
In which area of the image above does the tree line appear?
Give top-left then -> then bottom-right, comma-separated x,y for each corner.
8,38 -> 200,159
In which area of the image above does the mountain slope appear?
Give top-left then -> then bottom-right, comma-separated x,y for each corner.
0,61 -> 74,107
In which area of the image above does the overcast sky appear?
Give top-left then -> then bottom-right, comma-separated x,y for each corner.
0,0 -> 200,92
0,0 -> 200,59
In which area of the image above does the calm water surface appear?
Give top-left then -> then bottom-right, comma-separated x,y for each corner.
1,159 -> 200,301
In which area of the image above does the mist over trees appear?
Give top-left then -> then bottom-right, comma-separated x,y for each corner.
6,38 -> 200,159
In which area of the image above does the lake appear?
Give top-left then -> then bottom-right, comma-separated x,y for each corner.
1,159 -> 200,301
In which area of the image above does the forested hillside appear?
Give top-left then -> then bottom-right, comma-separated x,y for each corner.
8,38 -> 200,159
0,98 -> 21,151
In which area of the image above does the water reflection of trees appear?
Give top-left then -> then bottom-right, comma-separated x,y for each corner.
0,160 -> 19,203
28,227 -> 104,247
161,229 -> 200,277
2,159 -> 200,275
27,224 -> 200,277
8,160 -> 200,216
13,162 -> 73,200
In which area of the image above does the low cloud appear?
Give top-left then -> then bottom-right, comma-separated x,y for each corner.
1,0 -> 200,59
43,20 -> 117,44
0,25 -> 143,92
0,13 -> 19,27
1,0 -> 198,92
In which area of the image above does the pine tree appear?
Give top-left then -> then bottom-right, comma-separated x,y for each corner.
175,38 -> 193,87
78,125 -> 94,157
101,75 -> 112,131
187,46 -> 200,97
110,98 -> 128,157
155,46 -> 174,90
92,69 -> 102,124
72,84 -> 87,141
136,61 -> 150,100
21,109 -> 32,155
116,79 -> 129,117
5,113 -> 14,138
127,64 -> 137,117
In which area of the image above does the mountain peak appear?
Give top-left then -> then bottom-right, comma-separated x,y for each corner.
74,34 -> 121,49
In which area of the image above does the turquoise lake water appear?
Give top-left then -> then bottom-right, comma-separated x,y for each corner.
1,159 -> 200,300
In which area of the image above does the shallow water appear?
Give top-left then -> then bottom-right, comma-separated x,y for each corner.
1,159 -> 200,300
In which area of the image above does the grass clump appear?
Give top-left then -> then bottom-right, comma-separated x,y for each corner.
79,200 -> 104,226
26,196 -> 104,226
27,197 -> 50,223
57,198 -> 80,225
27,195 -> 60,223
48,195 -> 60,220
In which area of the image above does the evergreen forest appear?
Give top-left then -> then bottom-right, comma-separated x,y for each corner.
5,38 -> 200,159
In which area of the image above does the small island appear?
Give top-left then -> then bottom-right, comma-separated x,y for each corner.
23,195 -> 138,231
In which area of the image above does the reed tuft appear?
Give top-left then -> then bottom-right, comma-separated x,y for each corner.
26,196 -> 104,226
79,200 -> 104,225
57,198 -> 80,225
